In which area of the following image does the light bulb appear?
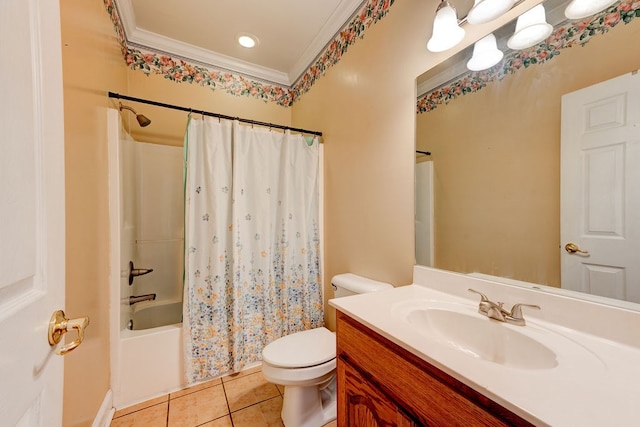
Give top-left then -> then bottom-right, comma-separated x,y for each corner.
467,0 -> 516,25
565,0 -> 618,19
467,33 -> 504,71
427,1 -> 465,53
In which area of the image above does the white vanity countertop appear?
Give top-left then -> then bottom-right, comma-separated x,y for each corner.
329,276 -> 640,426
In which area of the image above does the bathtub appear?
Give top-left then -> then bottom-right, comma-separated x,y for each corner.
114,323 -> 186,408
130,299 -> 183,330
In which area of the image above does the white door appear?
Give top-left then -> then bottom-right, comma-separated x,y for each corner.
561,71 -> 640,303
1,0 -> 70,425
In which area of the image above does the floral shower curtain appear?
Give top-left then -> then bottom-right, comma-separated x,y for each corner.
183,117 -> 323,382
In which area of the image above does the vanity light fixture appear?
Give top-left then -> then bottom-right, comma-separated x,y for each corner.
564,0 -> 618,19
467,0 -> 516,25
467,33 -> 504,71
237,33 -> 258,48
507,4 -> 553,50
427,0 -> 465,53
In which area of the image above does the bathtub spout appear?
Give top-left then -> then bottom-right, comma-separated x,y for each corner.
129,293 -> 156,305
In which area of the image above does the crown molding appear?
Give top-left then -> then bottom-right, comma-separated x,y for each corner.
115,0 -> 365,87
114,0 -> 136,38
288,0 -> 366,83
128,27 -> 290,85
115,0 -> 290,86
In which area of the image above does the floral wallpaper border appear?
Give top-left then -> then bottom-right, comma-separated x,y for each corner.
417,0 -> 640,114
103,0 -> 395,107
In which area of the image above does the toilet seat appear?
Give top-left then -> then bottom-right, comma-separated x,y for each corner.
262,357 -> 336,386
263,327 -> 335,368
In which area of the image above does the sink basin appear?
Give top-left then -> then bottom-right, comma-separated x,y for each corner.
405,307 -> 558,370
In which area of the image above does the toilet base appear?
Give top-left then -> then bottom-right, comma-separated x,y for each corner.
281,376 -> 337,427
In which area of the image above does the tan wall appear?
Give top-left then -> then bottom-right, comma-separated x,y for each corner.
124,70 -> 291,146
416,20 -> 640,287
292,0 -> 424,329
291,0 -> 544,330
60,1 -> 127,425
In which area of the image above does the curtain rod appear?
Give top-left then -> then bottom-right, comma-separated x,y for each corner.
416,150 -> 431,156
108,91 -> 323,137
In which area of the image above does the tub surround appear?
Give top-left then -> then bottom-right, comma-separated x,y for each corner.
330,266 -> 640,426
108,110 -> 187,409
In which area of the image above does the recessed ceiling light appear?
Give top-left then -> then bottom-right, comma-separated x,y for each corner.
237,33 -> 258,49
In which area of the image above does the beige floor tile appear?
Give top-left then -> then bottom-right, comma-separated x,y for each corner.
221,365 -> 262,383
110,402 -> 168,427
167,384 -> 229,427
200,415 -> 233,427
169,377 -> 222,400
231,396 -> 284,427
323,420 -> 338,427
275,384 -> 285,395
113,395 -> 169,419
223,372 -> 280,412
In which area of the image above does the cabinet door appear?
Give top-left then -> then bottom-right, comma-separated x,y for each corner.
337,312 -> 532,426
339,358 -> 418,427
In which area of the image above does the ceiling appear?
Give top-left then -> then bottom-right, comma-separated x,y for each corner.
114,0 -> 365,86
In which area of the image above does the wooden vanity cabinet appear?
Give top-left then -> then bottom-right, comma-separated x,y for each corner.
336,311 -> 534,427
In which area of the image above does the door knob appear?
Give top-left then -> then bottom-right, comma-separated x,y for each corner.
48,310 -> 90,355
564,242 -> 589,255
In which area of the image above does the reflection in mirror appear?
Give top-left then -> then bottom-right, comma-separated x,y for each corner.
415,0 -> 640,307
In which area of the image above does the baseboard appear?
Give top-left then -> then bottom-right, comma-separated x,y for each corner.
92,389 -> 115,427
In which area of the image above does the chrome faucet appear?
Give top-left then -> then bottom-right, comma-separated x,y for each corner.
468,289 -> 540,326
129,293 -> 156,305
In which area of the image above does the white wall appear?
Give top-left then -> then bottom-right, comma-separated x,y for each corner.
119,130 -> 137,330
415,161 -> 433,267
130,142 -> 185,305
119,134 -> 184,332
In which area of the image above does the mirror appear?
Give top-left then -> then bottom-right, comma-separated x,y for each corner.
415,0 -> 640,308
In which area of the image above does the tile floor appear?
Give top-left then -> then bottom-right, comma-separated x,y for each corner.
110,365 -> 338,427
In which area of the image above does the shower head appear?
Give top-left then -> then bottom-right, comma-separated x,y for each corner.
135,114 -> 152,127
119,102 -> 152,127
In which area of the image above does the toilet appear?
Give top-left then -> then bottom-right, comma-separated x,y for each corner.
262,273 -> 393,427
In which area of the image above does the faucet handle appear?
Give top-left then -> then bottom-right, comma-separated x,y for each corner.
468,288 -> 489,302
509,303 -> 540,318
468,289 -> 494,316
507,303 -> 540,326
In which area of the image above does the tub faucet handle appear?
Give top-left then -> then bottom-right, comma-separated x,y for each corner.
128,260 -> 154,285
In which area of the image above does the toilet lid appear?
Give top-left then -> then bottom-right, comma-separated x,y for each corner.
262,327 -> 336,368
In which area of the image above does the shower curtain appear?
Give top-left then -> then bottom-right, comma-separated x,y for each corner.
183,117 -> 323,382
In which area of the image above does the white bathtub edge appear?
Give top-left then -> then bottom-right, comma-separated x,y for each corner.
120,322 -> 182,339
92,388 -> 115,427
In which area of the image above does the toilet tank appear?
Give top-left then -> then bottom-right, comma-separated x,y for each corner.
331,273 -> 393,298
